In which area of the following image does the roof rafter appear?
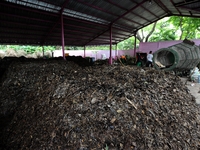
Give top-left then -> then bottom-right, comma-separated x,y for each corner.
1,0 -> 200,46
0,12 -> 54,24
84,0 -> 148,45
107,0 -> 152,23
110,0 -> 147,28
130,0 -> 160,19
174,0 -> 199,7
154,0 -> 173,15
41,0 -> 71,45
76,0 -> 142,26
170,0 -> 182,15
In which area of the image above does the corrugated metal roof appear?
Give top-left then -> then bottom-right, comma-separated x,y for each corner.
0,0 -> 200,46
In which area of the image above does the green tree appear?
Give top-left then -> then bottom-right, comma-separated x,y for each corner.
117,37 -> 137,50
136,17 -> 178,42
148,19 -> 177,41
168,16 -> 200,40
136,21 -> 157,42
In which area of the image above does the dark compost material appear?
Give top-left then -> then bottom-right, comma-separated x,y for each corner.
0,59 -> 200,150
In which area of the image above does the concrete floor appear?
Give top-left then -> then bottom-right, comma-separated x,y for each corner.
180,77 -> 200,104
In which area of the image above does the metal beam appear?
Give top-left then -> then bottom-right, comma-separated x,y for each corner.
41,0 -> 71,45
110,0 -> 147,25
109,25 -> 113,65
170,0 -> 182,15
174,0 -> 199,7
84,0 -> 148,45
1,19 -> 105,37
0,1 -> 59,17
154,0 -> 172,15
1,1 -> 117,31
76,0 -> 142,26
1,20 -> 49,29
61,14 -> 65,60
84,29 -> 110,45
60,0 -> 70,14
0,23 -> 46,32
176,5 -> 200,14
0,12 -> 55,24
107,0 -> 152,22
130,0 -> 159,19
134,32 -> 137,57
136,16 -> 166,32
64,23 -> 100,32
84,46 -> 86,58
62,16 -> 132,33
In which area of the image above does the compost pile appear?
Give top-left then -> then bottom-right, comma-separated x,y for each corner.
0,59 -> 200,150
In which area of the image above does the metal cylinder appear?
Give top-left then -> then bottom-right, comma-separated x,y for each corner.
153,40 -> 200,71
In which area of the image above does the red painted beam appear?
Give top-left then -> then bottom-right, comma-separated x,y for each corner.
154,0 -> 172,15
0,0 -> 147,46
84,0 -> 150,45
130,0 -> 159,18
61,14 -> 65,59
1,1 -> 119,31
63,15 -> 132,33
0,31 -> 103,42
107,0 -> 151,22
1,1 -> 132,43
110,0 -> 147,25
41,0 -> 71,45
109,25 -> 112,65
169,0 -> 182,15
1,19 -> 109,38
0,12 -> 55,24
174,0 -> 199,7
1,20 -> 49,29
84,28 -> 109,45
60,0 -> 70,14
174,7 -> 200,14
0,1 -> 59,17
76,0 -> 142,26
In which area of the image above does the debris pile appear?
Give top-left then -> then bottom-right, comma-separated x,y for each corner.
94,59 -> 109,65
0,59 -> 200,149
66,56 -> 93,66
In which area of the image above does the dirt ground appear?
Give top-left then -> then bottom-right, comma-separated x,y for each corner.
181,77 -> 200,104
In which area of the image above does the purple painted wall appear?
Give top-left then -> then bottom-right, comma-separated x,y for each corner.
138,39 -> 200,53
54,39 -> 200,60
54,49 -> 136,60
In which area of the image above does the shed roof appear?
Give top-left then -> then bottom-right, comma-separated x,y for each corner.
1,0 -> 200,46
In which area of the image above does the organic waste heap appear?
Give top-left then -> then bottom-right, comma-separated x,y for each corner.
0,59 -> 200,150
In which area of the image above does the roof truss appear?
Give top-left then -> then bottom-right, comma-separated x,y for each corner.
0,0 -> 200,46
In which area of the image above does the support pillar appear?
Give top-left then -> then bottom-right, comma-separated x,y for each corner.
134,32 -> 137,58
84,46 -> 86,58
42,46 -> 44,58
115,44 -> 118,60
61,14 -> 65,60
109,25 -> 112,65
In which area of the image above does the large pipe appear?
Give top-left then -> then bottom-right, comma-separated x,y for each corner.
153,40 -> 200,71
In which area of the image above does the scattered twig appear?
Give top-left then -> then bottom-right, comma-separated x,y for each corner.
125,97 -> 137,109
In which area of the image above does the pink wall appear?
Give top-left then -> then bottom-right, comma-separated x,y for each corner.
138,39 -> 200,53
53,39 -> 200,60
54,49 -> 137,60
